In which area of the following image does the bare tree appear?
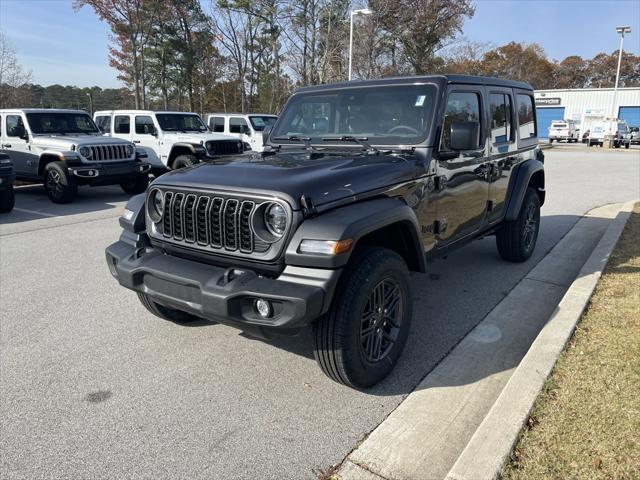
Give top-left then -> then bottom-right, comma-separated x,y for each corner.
0,31 -> 32,108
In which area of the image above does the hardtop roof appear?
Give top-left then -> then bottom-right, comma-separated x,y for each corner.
293,74 -> 533,94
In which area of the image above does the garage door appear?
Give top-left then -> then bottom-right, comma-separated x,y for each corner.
536,107 -> 565,139
618,106 -> 640,127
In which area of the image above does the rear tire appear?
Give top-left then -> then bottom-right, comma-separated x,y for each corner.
172,154 -> 198,170
137,293 -> 201,324
44,162 -> 77,204
313,247 -> 412,388
496,187 -> 540,263
0,185 -> 15,213
120,174 -> 149,194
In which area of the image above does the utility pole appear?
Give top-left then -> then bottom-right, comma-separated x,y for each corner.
348,8 -> 372,81
612,26 -> 631,119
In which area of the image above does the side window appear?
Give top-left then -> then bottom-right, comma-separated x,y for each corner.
135,115 -> 155,134
441,91 -> 481,150
210,116 -> 225,133
489,93 -> 513,144
6,115 -> 25,137
229,117 -> 249,134
516,94 -> 536,139
95,115 -> 111,133
114,115 -> 131,134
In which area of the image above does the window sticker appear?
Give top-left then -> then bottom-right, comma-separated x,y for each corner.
415,95 -> 426,107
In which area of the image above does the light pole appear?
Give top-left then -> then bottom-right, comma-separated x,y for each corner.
611,26 -> 631,119
86,92 -> 93,116
348,8 -> 372,81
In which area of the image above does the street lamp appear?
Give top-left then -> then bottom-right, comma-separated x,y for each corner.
86,92 -> 93,116
611,26 -> 631,119
348,8 -> 372,81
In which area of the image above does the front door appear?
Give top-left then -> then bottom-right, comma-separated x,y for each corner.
132,115 -> 162,167
432,88 -> 491,246
1,114 -> 37,176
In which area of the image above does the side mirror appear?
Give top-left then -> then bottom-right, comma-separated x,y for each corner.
242,125 -> 251,135
450,122 -> 480,151
150,127 -> 158,137
262,125 -> 272,144
18,128 -> 29,141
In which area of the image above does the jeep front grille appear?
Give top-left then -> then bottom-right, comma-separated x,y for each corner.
206,140 -> 242,156
89,144 -> 130,161
160,192 -> 269,254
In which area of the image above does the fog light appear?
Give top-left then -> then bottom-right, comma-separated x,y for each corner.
255,298 -> 272,318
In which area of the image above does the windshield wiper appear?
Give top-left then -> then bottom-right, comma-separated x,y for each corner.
321,135 -> 380,154
272,135 -> 319,151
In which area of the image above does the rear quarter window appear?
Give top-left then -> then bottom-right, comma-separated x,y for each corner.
516,94 -> 536,140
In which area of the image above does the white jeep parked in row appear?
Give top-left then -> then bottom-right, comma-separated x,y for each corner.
205,113 -> 278,152
94,110 -> 244,172
0,109 -> 150,203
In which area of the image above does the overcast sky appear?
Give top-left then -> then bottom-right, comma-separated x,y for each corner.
1,0 -> 639,88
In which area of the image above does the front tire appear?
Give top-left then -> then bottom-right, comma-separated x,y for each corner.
44,162 -> 77,204
120,174 -> 149,194
313,247 -> 412,388
172,154 -> 199,170
0,185 -> 15,213
496,187 -> 541,262
137,293 -> 201,324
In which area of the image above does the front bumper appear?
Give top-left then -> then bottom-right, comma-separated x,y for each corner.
105,234 -> 341,332
68,161 -> 151,185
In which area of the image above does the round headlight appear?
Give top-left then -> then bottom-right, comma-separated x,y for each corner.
149,189 -> 164,223
79,146 -> 92,158
126,144 -> 135,157
264,203 -> 287,237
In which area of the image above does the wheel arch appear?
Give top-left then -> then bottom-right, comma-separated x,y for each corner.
167,143 -> 204,168
38,153 -> 64,176
285,197 -> 426,273
504,159 -> 545,221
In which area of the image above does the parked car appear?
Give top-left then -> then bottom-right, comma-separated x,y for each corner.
630,126 -> 640,145
0,109 -> 150,203
548,119 -> 578,143
94,110 -> 245,173
205,113 -> 278,152
0,152 -> 15,213
106,75 -> 545,388
588,120 -> 631,148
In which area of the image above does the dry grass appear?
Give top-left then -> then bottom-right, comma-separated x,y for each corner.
502,203 -> 640,480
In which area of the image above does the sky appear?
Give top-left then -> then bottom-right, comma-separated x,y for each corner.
0,0 -> 639,88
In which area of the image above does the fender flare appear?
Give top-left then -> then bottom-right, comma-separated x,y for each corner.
168,143 -> 206,166
38,151 -> 81,175
285,197 -> 425,271
504,159 -> 545,221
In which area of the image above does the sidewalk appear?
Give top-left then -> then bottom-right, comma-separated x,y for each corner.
337,202 -> 629,480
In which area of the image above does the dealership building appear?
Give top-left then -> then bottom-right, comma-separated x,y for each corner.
534,87 -> 640,138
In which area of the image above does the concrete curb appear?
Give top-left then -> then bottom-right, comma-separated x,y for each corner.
445,199 -> 637,480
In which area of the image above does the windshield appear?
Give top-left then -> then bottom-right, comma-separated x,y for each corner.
156,113 -> 207,132
26,112 -> 99,135
271,84 -> 438,145
249,115 -> 278,131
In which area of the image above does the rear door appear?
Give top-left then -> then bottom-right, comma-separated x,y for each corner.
487,88 -> 518,223
2,113 -> 37,175
209,116 -> 225,133
432,86 -> 491,246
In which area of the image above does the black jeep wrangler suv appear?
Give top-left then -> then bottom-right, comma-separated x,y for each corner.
106,75 -> 544,388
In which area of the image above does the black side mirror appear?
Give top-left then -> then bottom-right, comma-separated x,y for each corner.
262,125 -> 272,144
450,122 -> 480,151
19,128 -> 29,141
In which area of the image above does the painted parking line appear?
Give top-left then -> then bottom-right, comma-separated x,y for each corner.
12,208 -> 57,218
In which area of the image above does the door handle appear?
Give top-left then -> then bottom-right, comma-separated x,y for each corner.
133,140 -> 141,144
1,144 -> 11,148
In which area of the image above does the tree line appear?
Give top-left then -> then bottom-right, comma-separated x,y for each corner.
1,0 -> 639,114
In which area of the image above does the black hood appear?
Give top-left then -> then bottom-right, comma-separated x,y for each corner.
153,150 -> 418,210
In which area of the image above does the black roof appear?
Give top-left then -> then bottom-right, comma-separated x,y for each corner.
294,74 -> 533,93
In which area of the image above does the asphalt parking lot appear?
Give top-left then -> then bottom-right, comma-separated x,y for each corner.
1,145 -> 639,479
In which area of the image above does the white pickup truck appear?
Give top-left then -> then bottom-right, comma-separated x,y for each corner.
94,110 -> 244,172
548,120 -> 578,143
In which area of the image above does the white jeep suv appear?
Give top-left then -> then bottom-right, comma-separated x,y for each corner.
0,109 -> 150,203
94,110 -> 244,172
205,113 -> 278,152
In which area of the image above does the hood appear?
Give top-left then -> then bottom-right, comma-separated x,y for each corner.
31,134 -> 132,150
162,132 -> 239,144
153,149 -> 417,210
